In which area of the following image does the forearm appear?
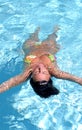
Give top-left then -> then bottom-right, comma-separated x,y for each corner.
0,69 -> 32,93
0,75 -> 21,93
51,69 -> 82,85
56,70 -> 79,82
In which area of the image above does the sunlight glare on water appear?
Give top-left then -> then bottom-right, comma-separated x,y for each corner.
0,0 -> 82,130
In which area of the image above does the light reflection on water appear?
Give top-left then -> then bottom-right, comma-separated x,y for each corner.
0,0 -> 82,130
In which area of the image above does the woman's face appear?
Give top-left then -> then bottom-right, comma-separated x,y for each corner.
32,64 -> 50,82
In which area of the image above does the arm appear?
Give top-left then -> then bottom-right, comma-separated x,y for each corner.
49,67 -> 82,85
0,67 -> 32,93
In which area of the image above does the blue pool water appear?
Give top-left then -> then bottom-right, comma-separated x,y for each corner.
0,0 -> 82,130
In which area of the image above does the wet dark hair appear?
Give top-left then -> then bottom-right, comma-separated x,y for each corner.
30,78 -> 59,98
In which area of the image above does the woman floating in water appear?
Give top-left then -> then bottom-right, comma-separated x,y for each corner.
0,27 -> 82,98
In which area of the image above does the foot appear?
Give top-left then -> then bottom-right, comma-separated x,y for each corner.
54,25 -> 61,33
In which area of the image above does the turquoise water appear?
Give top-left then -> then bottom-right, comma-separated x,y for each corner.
0,0 -> 82,130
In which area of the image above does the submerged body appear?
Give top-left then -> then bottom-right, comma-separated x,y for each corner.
0,27 -> 82,98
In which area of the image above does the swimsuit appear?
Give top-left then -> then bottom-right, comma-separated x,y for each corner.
24,54 -> 56,64
48,54 -> 55,62
24,55 -> 37,64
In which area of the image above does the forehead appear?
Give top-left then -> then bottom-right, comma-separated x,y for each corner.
32,73 -> 50,82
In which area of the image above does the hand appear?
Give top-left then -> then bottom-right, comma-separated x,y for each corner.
77,78 -> 82,85
47,65 -> 55,75
25,63 -> 39,73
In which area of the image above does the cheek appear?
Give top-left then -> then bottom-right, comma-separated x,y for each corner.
32,74 -> 41,81
31,73 -> 38,81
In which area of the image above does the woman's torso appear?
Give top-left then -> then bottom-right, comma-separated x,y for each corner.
23,41 -> 59,69
24,51 -> 57,70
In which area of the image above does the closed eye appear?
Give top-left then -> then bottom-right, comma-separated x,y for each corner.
42,71 -> 49,74
33,71 -> 39,75
33,71 -> 49,75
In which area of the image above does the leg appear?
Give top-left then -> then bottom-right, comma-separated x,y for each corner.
43,25 -> 60,42
22,27 -> 40,53
41,26 -> 60,54
28,27 -> 40,41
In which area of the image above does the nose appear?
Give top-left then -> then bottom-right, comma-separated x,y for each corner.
38,65 -> 43,73
37,64 -> 46,73
38,67 -> 40,72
